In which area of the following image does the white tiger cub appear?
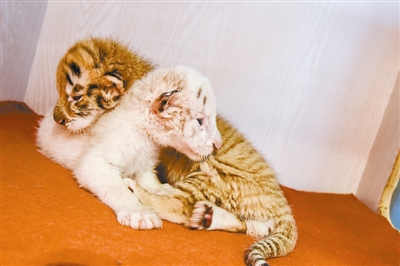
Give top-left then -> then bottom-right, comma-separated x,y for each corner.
37,65 -> 222,229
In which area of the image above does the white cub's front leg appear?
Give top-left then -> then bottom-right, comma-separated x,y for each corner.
74,160 -> 162,230
123,178 -> 140,193
122,178 -> 163,228
187,201 -> 247,233
116,203 -> 162,229
114,185 -> 162,229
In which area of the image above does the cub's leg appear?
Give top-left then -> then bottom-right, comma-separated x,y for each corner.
75,158 -> 162,230
124,178 -> 190,224
135,171 -> 176,196
187,201 -> 247,233
189,202 -> 275,238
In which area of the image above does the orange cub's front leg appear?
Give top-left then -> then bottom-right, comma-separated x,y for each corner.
124,178 -> 248,233
123,178 -> 190,224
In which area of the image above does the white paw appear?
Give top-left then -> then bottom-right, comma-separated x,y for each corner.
116,207 -> 162,230
186,201 -> 213,229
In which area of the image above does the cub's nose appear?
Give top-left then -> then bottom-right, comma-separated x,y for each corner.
211,122 -> 223,150
213,132 -> 223,150
53,106 -> 67,126
213,135 -> 222,151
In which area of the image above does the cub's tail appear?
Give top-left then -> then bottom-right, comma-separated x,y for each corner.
245,218 -> 297,266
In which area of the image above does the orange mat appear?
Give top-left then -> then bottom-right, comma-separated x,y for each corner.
1,101 -> 398,266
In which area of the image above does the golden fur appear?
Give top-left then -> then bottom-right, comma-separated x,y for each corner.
49,37 -> 297,266
53,37 -> 153,132
125,116 -> 298,266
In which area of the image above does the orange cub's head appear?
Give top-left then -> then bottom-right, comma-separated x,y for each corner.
53,37 -> 153,132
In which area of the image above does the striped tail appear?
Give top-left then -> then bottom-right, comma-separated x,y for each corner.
245,219 -> 298,266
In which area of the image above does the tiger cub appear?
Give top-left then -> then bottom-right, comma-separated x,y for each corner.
124,116 -> 297,266
39,36 -> 297,265
38,65 -> 222,230
53,37 -> 153,132
37,37 -> 153,169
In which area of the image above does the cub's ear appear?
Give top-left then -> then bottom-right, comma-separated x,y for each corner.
99,75 -> 125,109
151,89 -> 180,116
100,74 -> 125,95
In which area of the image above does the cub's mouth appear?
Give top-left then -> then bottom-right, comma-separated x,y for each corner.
53,101 -> 104,133
63,114 -> 100,133
53,111 -> 99,133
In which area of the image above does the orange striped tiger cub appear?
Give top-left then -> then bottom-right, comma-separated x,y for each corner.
125,116 -> 298,266
53,37 -> 153,132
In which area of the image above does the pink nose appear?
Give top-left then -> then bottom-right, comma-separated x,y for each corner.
213,138 -> 222,150
213,131 -> 222,150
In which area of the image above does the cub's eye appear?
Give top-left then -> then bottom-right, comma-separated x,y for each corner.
197,118 -> 203,126
73,95 -> 82,101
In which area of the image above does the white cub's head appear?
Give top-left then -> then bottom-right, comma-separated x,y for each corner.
139,65 -> 222,162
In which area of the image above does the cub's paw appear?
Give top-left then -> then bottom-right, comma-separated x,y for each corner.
116,207 -> 162,230
186,201 -> 213,230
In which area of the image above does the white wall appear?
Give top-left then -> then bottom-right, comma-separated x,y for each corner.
3,1 -> 399,210
1,1 -> 47,101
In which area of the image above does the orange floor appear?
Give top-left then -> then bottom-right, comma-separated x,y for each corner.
1,101 -> 398,266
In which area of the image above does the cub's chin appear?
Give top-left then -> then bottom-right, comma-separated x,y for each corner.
64,111 -> 103,133
179,147 -> 214,163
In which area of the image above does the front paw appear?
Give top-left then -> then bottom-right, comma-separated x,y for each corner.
185,201 -> 213,230
116,207 -> 162,230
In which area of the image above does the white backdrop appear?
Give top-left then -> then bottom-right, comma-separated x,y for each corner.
2,1 -> 399,211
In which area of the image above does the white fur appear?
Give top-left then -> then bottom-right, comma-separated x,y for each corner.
245,219 -> 275,238
37,111 -> 89,170
36,65 -> 221,230
65,110 -> 101,132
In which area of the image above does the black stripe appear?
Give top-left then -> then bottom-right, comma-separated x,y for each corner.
98,47 -> 108,62
87,84 -> 99,97
66,73 -> 73,85
73,84 -> 83,93
104,69 -> 122,80
96,96 -> 105,109
69,62 -> 81,77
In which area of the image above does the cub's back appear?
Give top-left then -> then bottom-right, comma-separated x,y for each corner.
158,116 -> 285,222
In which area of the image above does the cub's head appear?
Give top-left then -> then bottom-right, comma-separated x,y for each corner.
141,66 -> 222,161
53,37 -> 153,132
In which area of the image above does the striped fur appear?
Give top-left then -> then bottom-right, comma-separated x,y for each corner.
38,65 -> 221,230
53,37 -> 153,132
128,116 -> 298,266
49,37 -> 296,265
